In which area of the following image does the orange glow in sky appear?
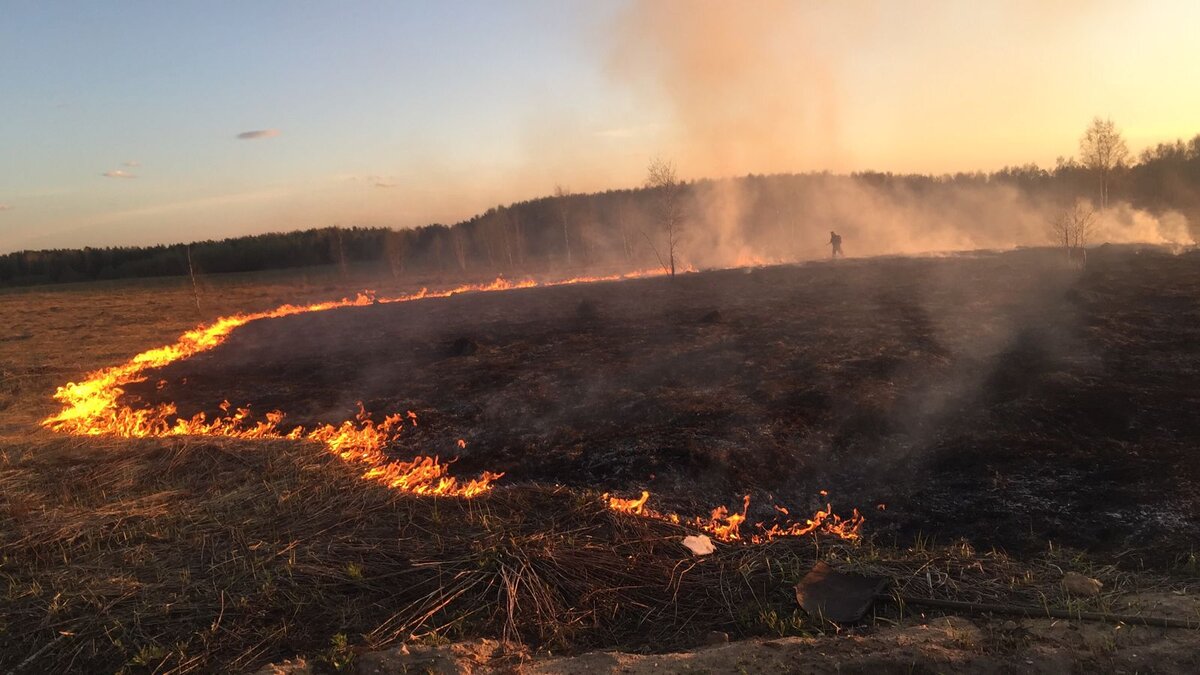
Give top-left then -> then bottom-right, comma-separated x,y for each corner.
2,1 -> 1199,251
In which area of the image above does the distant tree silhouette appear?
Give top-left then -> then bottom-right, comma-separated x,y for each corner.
554,184 -> 573,266
1080,117 -> 1129,209
383,229 -> 407,279
8,130 -> 1200,289
644,157 -> 684,277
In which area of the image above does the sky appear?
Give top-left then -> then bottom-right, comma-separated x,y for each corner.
2,0 -> 1200,252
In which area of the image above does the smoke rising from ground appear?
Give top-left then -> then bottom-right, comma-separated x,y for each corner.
607,1 -> 1194,269
622,176 -> 1196,272
609,0 -> 834,267
609,0 -> 839,177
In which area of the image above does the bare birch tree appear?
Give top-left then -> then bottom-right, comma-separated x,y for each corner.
644,157 -> 684,277
1079,117 -> 1129,210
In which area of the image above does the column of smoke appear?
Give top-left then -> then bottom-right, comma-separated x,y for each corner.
609,0 -> 1193,269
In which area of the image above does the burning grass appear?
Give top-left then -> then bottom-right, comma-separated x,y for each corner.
5,433 -> 1193,673
37,268 -> 864,541
605,490 -> 864,543
0,434 -> 859,671
112,247 -> 1200,559
6,248 -> 1200,672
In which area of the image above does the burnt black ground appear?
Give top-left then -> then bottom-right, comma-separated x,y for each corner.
127,246 -> 1200,562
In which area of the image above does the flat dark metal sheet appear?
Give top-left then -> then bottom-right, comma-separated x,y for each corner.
794,561 -> 888,623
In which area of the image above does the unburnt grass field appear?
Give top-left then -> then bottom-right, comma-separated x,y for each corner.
3,248 -> 1200,673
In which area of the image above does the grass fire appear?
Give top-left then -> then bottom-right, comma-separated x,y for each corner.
40,269 -> 866,539
8,244 -> 1200,673
8,3 -> 1200,673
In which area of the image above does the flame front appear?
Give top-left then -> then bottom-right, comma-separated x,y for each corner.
43,268 -> 865,539
605,491 -> 864,544
605,490 -> 651,514
42,274 -> 658,498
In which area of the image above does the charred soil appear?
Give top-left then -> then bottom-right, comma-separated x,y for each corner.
127,247 -> 1200,561
6,249 -> 1200,674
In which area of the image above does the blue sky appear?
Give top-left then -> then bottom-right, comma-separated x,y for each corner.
3,1 -> 1200,252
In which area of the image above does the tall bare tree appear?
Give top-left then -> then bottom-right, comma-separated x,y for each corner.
1079,117 -> 1129,209
644,157 -> 684,277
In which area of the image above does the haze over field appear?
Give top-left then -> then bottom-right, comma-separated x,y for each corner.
4,1 -> 1200,253
11,5 -> 1200,671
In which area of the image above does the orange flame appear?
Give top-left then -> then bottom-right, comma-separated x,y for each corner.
604,490 -> 651,515
41,272 -> 664,499
604,491 -> 864,544
42,267 -> 866,539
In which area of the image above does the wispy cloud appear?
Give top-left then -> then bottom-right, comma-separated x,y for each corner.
236,129 -> 281,140
593,124 -> 656,139
102,169 -> 137,179
124,160 -> 141,167
371,175 -> 397,188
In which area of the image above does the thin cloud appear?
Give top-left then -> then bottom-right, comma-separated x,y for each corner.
236,129 -> 281,140
594,127 -> 638,139
124,160 -> 141,167
102,169 -> 137,178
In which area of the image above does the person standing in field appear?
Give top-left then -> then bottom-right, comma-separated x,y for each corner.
829,231 -> 843,258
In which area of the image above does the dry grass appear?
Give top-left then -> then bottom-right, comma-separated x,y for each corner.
4,430 -> 1195,673
3,262 -> 1199,673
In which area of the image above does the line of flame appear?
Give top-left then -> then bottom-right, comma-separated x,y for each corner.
42,266 -> 864,540
42,272 -> 659,497
603,490 -> 864,544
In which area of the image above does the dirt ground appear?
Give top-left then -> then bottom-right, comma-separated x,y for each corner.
263,594 -> 1200,674
128,246 -> 1200,561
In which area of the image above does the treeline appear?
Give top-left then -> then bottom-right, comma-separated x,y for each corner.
4,133 -> 1200,288
0,228 -> 394,287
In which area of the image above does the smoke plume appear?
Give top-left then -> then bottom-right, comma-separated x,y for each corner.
607,1 -> 1193,268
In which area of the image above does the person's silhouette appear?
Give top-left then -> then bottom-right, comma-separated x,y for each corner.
829,231 -> 843,258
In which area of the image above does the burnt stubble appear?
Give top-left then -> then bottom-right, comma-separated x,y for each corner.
128,246 -> 1200,560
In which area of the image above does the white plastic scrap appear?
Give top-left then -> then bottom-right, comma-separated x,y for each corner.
682,534 -> 715,556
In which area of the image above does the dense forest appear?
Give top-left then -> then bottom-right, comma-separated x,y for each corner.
4,132 -> 1199,288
